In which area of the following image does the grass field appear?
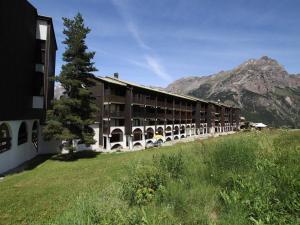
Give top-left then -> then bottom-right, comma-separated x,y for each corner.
0,130 -> 299,225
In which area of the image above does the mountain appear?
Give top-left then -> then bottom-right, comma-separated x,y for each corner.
166,56 -> 300,127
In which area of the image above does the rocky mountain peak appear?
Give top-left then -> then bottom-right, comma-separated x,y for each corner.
165,56 -> 300,127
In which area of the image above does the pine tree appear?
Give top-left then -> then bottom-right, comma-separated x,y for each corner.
43,13 -> 97,153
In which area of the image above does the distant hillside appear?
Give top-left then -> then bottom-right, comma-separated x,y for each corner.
166,56 -> 300,127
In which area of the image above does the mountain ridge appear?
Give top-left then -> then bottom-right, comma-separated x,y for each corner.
166,56 -> 300,127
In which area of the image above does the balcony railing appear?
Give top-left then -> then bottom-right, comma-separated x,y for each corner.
157,101 -> 165,108
157,113 -> 165,118
166,114 -> 173,120
174,114 -> 181,119
103,110 -> 125,118
166,103 -> 173,108
174,104 -> 181,110
145,112 -> 156,118
132,96 -> 144,105
145,99 -> 156,106
132,111 -> 144,118
104,95 -> 125,103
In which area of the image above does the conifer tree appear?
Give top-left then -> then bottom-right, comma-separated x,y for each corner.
43,13 -> 97,153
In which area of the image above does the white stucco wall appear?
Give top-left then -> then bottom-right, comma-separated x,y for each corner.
0,120 -> 60,174
0,120 -> 38,174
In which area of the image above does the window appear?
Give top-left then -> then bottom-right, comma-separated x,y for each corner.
0,123 -> 11,153
18,122 -> 28,145
32,121 -> 39,151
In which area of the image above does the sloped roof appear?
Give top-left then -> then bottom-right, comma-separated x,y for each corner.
94,75 -> 239,108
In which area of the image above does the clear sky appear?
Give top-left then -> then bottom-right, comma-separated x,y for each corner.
29,0 -> 300,87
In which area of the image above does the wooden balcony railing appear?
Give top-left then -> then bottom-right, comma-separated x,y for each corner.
145,99 -> 156,106
145,112 -> 156,118
166,114 -> 173,120
166,103 -> 173,108
174,114 -> 181,119
104,95 -> 125,103
157,113 -> 165,118
157,101 -> 165,108
132,111 -> 144,118
132,96 -> 144,105
103,110 -> 125,118
174,104 -> 181,110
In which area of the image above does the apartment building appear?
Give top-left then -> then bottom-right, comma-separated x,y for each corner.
88,74 -> 240,151
0,0 -> 57,174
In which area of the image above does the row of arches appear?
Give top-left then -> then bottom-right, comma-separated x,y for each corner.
0,121 -> 39,154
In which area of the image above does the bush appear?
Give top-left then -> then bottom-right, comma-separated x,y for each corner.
220,155 -> 300,224
154,153 -> 185,179
121,164 -> 166,206
213,136 -> 257,172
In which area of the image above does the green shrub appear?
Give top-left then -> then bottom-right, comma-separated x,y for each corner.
213,136 -> 257,173
121,164 -> 166,206
154,153 -> 185,179
220,158 -> 300,225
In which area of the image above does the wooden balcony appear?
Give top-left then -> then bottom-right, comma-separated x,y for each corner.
166,114 -> 173,120
174,104 -> 181,110
166,103 -> 173,108
174,114 -> 181,119
132,96 -> 144,105
157,113 -> 165,118
132,111 -> 144,118
103,110 -> 125,118
157,101 -> 165,108
145,99 -> 156,106
104,95 -> 125,103
145,112 -> 156,118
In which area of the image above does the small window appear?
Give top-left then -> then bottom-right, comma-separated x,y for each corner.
0,123 -> 11,153
32,121 -> 39,151
18,122 -> 28,145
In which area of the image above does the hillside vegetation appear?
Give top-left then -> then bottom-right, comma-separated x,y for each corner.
0,130 -> 299,225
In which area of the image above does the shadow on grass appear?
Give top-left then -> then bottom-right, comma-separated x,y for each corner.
50,150 -> 101,162
1,151 -> 101,177
2,154 -> 54,177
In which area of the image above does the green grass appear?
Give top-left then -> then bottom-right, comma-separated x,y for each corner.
0,130 -> 299,225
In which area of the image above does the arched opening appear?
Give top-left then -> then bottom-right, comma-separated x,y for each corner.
18,122 -> 28,145
181,135 -> 185,138
32,121 -> 39,151
110,129 -> 123,143
166,137 -> 172,142
165,126 -> 172,132
133,128 -> 143,141
0,123 -> 11,153
180,125 -> 185,134
186,125 -> 190,136
133,142 -> 143,149
174,136 -> 179,140
191,125 -> 195,135
165,126 -> 172,137
111,144 -> 122,150
174,126 -> 179,135
145,127 -> 154,139
157,127 -> 164,135
146,140 -> 154,148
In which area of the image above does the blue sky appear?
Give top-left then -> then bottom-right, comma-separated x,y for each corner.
29,0 -> 300,87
